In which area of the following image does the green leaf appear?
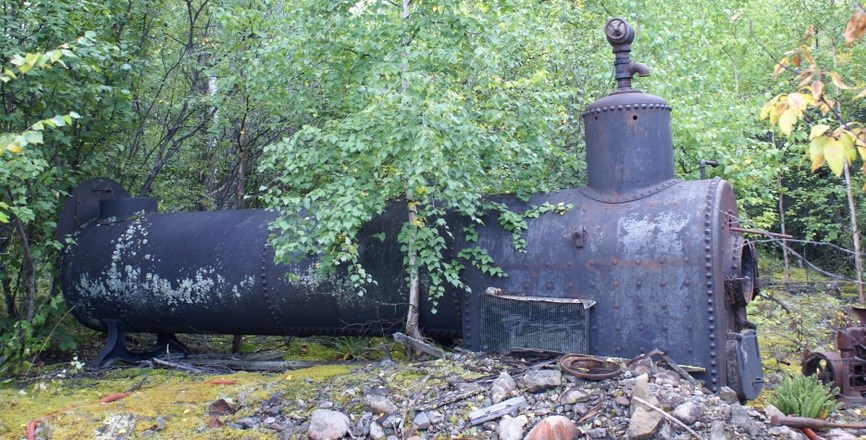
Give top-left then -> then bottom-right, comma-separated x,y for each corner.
22,131 -> 43,145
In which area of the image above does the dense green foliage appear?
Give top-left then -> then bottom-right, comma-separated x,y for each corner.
1,0 -> 865,372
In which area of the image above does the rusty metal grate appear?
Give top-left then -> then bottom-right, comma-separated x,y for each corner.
480,291 -> 594,353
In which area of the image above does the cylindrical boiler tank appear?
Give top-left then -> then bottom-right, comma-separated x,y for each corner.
59,179 -> 461,339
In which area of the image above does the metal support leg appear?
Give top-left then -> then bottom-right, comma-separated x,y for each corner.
90,319 -> 190,368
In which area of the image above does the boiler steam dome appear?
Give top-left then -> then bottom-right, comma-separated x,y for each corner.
582,18 -> 675,200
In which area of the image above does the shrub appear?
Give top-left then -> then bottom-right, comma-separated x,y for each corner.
770,373 -> 841,419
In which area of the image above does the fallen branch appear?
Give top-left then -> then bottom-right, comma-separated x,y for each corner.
632,396 -> 704,440
186,358 -> 323,372
576,403 -> 601,424
393,332 -> 449,360
151,357 -> 205,374
770,415 -> 866,430
418,385 -> 484,411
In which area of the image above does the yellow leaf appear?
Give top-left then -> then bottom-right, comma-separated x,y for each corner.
855,88 -> 866,100
858,146 -> 866,159
812,81 -> 825,101
853,128 -> 866,146
831,72 -> 855,90
824,138 -> 845,176
770,99 -> 788,125
810,136 -> 828,171
797,71 -> 814,88
7,143 -> 22,154
773,57 -> 788,79
840,131 -> 857,163
791,53 -> 801,68
787,92 -> 807,114
760,97 -> 778,120
810,124 -> 831,140
778,108 -> 798,136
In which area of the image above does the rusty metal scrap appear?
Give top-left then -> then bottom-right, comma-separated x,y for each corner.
803,306 -> 866,404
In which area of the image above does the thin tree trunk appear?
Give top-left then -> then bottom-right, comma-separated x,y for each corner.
778,176 -> 790,282
235,120 -> 247,209
400,0 -> 422,340
405,191 -> 422,340
6,190 -> 35,322
842,162 -> 865,303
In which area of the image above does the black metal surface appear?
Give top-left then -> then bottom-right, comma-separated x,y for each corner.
60,204 -> 462,338
58,18 -> 763,399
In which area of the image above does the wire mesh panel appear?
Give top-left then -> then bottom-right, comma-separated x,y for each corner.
480,291 -> 594,353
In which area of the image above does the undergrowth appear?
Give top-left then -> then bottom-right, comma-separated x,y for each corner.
769,373 -> 840,419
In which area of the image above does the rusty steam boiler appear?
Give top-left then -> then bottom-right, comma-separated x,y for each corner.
59,19 -> 764,399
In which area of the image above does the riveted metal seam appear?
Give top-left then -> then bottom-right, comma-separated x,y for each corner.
261,246 -> 290,334
578,179 -> 680,204
703,177 -> 721,387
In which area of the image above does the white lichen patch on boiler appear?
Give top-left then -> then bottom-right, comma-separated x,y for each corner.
74,218 -> 257,311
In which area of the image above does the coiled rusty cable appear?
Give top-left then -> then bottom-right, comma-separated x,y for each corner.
559,354 -> 623,380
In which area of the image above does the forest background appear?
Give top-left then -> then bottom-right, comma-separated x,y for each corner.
1,0 -> 865,374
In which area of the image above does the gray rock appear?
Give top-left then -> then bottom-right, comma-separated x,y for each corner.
717,386 -> 738,404
671,401 -> 701,425
307,409 -> 351,440
363,395 -> 399,414
709,420 -> 727,440
492,371 -> 518,403
154,416 -> 167,431
96,413 -> 137,440
615,396 -> 630,406
826,429 -> 858,440
559,387 -> 590,405
655,423 -> 673,440
764,404 -> 785,423
237,417 -> 259,429
522,369 -> 562,392
498,415 -> 528,440
413,411 -> 431,430
626,374 -> 663,440
587,427 -> 609,438
627,355 -> 656,376
769,426 -> 808,439
427,410 -> 444,425
655,390 -> 685,410
654,370 -> 682,388
730,403 -> 757,436
369,422 -> 386,440
573,403 -> 590,417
